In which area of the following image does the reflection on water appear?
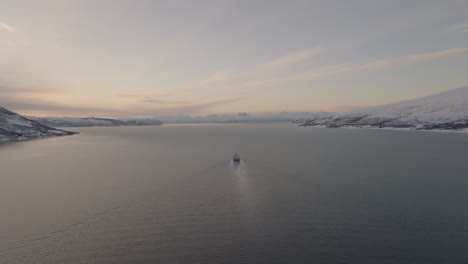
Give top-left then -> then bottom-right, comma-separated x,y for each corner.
229,159 -> 248,178
229,160 -> 256,219
230,160 -> 251,199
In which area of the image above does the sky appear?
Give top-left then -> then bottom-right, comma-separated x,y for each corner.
1,0 -> 468,117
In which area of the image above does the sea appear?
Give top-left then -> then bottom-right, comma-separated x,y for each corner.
1,123 -> 468,263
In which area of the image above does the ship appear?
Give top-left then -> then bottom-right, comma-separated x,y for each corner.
233,153 -> 240,163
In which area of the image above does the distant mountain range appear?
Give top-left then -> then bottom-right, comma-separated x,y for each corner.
155,112 -> 324,124
2,85 -> 467,142
299,86 -> 468,130
29,112 -> 321,126
29,116 -> 163,127
0,107 -> 76,142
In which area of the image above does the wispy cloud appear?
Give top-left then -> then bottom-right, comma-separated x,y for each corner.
155,47 -> 323,98
0,22 -> 15,32
113,94 -> 140,98
5,45 -> 466,117
290,47 -> 468,82
0,95 -> 109,115
157,70 -> 234,97
142,97 -> 165,104
157,46 -> 468,103
0,80 -> 64,95
449,20 -> 468,33
405,47 -> 468,62
2,92 -> 244,117
113,94 -> 165,104
238,46 -> 468,93
162,97 -> 244,114
263,47 -> 323,69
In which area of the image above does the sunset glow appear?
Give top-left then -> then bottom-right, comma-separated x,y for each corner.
1,0 -> 468,117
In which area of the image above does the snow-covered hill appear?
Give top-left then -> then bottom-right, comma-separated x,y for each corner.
0,107 -> 76,142
300,86 -> 468,130
29,117 -> 163,127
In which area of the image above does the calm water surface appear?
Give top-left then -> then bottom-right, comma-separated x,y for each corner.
1,124 -> 468,263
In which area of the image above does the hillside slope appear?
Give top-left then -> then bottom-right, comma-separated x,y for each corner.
0,107 -> 76,141
300,86 -> 468,130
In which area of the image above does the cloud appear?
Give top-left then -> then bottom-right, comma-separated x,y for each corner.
449,20 -> 468,33
0,84 -> 58,95
142,97 -> 165,104
154,47 -> 322,98
5,46 -> 465,117
0,66 -> 70,96
113,94 -> 140,98
0,22 -> 15,32
405,47 -> 468,63
156,70 -> 234,97
289,47 -> 468,82
0,95 -> 109,115
235,46 -> 468,95
263,47 -> 323,69
0,91 -> 244,117
113,94 -> 165,103
0,75 -> 67,95
163,97 -> 244,114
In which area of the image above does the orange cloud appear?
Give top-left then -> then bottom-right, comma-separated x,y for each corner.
0,22 -> 15,32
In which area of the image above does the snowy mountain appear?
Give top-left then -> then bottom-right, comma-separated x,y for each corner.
155,112 -> 328,124
300,86 -> 468,130
29,117 -> 163,127
0,107 -> 76,142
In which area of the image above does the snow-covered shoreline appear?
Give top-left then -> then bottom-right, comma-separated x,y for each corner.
299,86 -> 468,132
0,107 -> 77,142
299,124 -> 468,134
